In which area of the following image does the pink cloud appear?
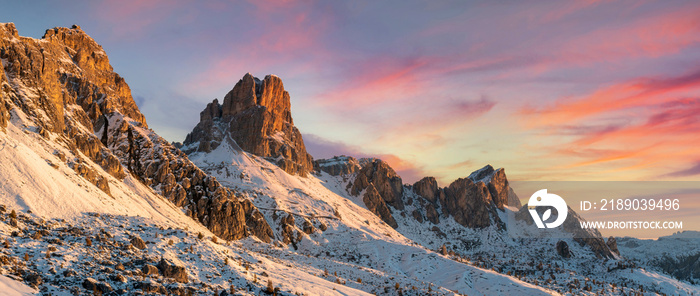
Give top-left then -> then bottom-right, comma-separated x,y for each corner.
314,56 -> 434,109
529,96 -> 700,179
522,67 -> 700,128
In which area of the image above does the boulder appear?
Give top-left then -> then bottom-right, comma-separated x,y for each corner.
556,241 -> 572,258
158,258 -> 188,283
23,272 -> 42,288
130,235 -> 146,250
82,277 -> 113,294
142,264 -> 159,276
134,280 -> 167,294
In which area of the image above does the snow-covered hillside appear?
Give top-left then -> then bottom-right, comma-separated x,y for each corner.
617,231 -> 700,284
185,139 -> 700,295
185,139 -> 556,295
0,98 -> 386,295
0,75 -> 550,295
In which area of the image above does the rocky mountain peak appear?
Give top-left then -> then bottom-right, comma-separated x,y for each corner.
0,23 -> 19,39
1,24 -> 270,242
467,164 -> 496,183
1,23 -> 146,132
408,165 -> 521,228
183,73 -> 313,177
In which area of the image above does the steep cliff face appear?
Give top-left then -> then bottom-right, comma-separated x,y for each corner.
408,165 -> 519,228
0,23 -> 270,242
347,158 -> 404,228
321,157 -> 515,230
183,73 -> 313,177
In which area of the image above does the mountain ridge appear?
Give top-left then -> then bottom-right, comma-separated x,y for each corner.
0,23 -> 271,242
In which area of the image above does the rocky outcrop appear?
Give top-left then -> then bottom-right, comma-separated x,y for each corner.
362,184 -> 398,228
409,166 -> 518,228
468,165 -> 521,208
278,214 -> 303,247
183,73 -> 313,176
0,23 -> 130,194
424,203 -> 440,224
413,177 -> 441,204
412,177 -> 443,224
314,156 -> 360,176
442,178 -> 500,228
242,200 -> 273,243
606,236 -> 619,256
0,23 -> 271,243
0,86 -> 7,130
351,159 -> 404,210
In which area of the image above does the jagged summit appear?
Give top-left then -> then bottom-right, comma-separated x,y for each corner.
0,23 -> 146,133
183,73 -> 313,176
0,24 -> 270,242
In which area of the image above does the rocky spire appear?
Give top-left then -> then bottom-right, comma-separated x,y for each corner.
183,73 -> 314,177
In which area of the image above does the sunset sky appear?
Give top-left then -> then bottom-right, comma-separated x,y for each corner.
4,0 -> 700,185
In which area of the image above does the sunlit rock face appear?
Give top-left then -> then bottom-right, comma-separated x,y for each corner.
0,23 -> 270,242
184,73 -> 314,177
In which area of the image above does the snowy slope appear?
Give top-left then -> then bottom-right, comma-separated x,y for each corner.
0,275 -> 38,296
0,98 -> 380,295
188,138 -> 700,295
2,105 -> 696,294
186,140 -> 558,295
616,231 -> 700,284
0,111 -> 200,228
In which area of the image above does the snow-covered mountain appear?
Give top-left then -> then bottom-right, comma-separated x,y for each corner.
0,23 -> 697,295
617,231 -> 700,284
182,73 -> 699,295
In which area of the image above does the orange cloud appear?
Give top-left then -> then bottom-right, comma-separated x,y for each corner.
532,97 -> 700,179
315,56 -> 433,109
522,67 -> 700,128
